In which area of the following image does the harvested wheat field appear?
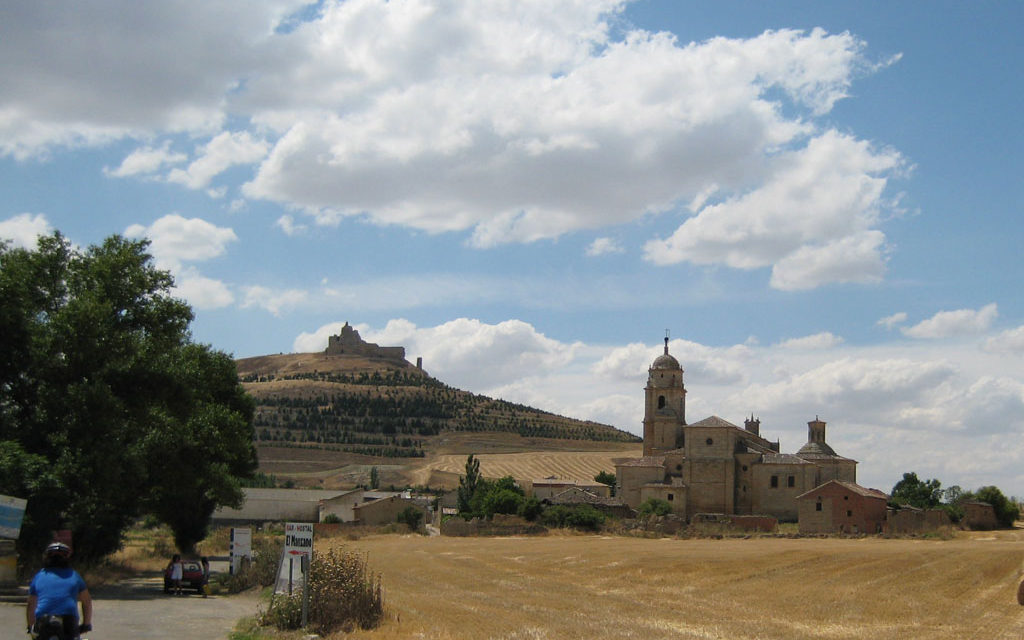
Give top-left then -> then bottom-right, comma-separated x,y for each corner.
409,449 -> 640,488
325,530 -> 1024,640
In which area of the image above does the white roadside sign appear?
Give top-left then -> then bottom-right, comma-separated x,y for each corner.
275,522 -> 314,595
284,522 -> 314,558
230,527 -> 252,574
0,495 -> 27,539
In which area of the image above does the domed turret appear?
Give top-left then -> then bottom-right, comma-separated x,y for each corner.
643,335 -> 686,455
651,336 -> 681,370
651,352 -> 681,370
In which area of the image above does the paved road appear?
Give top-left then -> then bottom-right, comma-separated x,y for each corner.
1,570 -> 261,640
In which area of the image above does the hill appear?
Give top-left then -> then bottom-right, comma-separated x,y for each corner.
237,352 -> 641,489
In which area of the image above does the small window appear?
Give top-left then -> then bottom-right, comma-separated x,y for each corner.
843,495 -> 849,500
846,510 -> 852,517
815,502 -> 822,512
706,438 -> 713,446
667,493 -> 674,501
741,465 -> 748,472
787,475 -> 795,488
770,475 -> 778,488
676,464 -> 682,471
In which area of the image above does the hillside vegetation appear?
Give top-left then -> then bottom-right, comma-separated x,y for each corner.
237,352 -> 640,487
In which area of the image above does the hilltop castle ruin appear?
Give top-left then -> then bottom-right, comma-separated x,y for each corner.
325,323 -> 407,362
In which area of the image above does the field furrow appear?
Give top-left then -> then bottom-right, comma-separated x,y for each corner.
329,532 -> 1024,640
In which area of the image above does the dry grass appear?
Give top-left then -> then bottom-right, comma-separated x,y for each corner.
319,530 -> 1024,640
408,449 -> 641,488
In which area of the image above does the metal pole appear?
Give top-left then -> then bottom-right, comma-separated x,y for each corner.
301,554 -> 310,628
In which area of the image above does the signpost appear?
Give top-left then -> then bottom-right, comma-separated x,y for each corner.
0,495 -> 27,585
0,495 -> 27,540
284,522 -> 314,559
276,522 -> 313,594
230,527 -> 252,574
272,522 -> 315,627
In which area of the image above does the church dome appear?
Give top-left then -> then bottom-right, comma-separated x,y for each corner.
650,336 -> 682,371
651,352 -> 681,370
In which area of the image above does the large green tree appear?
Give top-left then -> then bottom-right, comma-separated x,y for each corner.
456,454 -> 481,515
890,472 -> 943,509
973,486 -> 1020,528
594,470 -> 617,496
0,233 -> 256,561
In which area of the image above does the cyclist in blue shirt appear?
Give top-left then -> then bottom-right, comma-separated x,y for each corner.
26,542 -> 92,638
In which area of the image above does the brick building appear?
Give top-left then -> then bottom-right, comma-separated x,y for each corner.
796,480 -> 889,534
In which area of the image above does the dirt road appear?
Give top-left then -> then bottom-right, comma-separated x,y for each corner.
0,571 -> 260,640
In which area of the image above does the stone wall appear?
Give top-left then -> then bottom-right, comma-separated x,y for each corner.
727,515 -> 778,532
962,502 -> 998,530
884,508 -> 951,535
753,463 -> 816,522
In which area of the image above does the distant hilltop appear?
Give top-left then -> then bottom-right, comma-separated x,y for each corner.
325,322 -> 407,363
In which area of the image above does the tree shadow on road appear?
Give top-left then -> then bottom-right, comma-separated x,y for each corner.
91,572 -> 176,601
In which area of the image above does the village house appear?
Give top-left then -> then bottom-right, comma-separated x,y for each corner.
961,500 -> 999,530
796,480 -> 889,534
542,486 -> 634,519
530,478 -> 610,500
318,488 -> 367,522
353,494 -> 429,526
212,488 -> 349,525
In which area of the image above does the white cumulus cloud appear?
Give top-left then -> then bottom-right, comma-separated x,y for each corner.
776,332 -> 844,350
644,131 -> 902,290
877,311 -> 908,330
0,213 -> 53,248
275,214 -> 307,236
732,357 -> 958,426
586,237 -> 625,257
901,303 -> 998,339
0,1 -> 303,158
593,339 -> 752,386
1,2 -> 906,290
104,141 -> 186,178
171,268 -> 234,310
984,325 -> 1024,355
240,285 -> 309,316
296,318 -> 580,391
125,214 -> 238,271
167,131 -> 269,190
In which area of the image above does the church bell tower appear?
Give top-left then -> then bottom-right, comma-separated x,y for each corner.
642,335 -> 686,456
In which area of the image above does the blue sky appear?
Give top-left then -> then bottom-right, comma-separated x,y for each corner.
2,1 -> 1022,497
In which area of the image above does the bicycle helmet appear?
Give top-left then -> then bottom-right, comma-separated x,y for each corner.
44,542 -> 72,559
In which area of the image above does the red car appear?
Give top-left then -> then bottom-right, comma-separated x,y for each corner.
163,559 -> 205,594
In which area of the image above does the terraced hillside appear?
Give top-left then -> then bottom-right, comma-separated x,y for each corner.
237,352 -> 640,488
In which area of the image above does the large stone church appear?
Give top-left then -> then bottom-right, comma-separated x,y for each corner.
615,337 -> 856,521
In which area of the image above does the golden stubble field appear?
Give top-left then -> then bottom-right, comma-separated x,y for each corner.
323,529 -> 1024,640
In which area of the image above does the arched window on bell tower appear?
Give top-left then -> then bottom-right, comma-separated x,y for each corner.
658,395 -> 666,409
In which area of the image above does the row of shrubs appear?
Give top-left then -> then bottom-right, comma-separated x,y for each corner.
259,547 -> 384,635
